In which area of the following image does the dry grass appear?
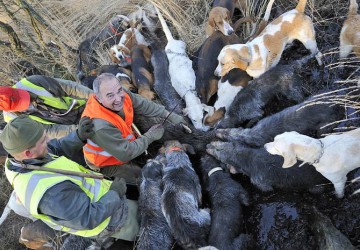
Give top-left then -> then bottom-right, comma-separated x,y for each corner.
0,0 -> 360,247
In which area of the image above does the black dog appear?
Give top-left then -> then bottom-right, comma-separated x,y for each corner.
216,97 -> 345,147
206,141 -> 329,192
200,154 -> 254,250
161,140 -> 211,249
217,56 -> 315,128
151,49 -> 184,115
137,155 -> 173,250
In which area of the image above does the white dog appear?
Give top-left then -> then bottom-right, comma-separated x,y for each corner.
0,190 -> 35,226
154,5 -> 210,131
264,129 -> 360,198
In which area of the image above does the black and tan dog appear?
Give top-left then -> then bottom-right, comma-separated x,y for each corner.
130,44 -> 155,100
195,31 -> 244,105
137,155 -> 173,250
161,140 -> 210,249
203,68 -> 251,127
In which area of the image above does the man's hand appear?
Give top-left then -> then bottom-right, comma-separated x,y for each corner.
143,124 -> 164,142
77,116 -> 94,141
109,177 -> 127,197
167,112 -> 187,126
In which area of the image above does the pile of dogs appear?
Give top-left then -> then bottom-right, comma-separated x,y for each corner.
4,0 -> 359,248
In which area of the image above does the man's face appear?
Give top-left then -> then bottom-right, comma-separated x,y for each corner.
97,78 -> 125,112
29,132 -> 48,159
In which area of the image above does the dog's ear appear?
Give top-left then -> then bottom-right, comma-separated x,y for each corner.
209,16 -> 215,28
183,144 -> 196,155
109,48 -> 120,63
281,149 -> 297,168
226,9 -> 232,22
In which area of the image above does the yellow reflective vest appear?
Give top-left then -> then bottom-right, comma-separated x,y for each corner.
5,155 -> 113,237
4,78 -> 86,124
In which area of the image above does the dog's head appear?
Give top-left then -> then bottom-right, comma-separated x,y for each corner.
208,7 -> 234,36
142,154 -> 165,181
109,15 -> 131,34
215,44 -> 251,77
264,131 -> 308,168
182,95 -> 210,131
160,140 -> 195,155
109,45 -> 131,65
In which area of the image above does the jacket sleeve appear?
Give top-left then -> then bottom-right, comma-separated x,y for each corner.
43,123 -> 78,139
47,130 -> 84,161
126,90 -> 166,118
26,75 -> 93,99
90,119 -> 151,163
38,181 -> 128,231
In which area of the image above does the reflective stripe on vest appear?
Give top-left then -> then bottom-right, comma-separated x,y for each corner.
8,78 -> 87,124
82,94 -> 136,167
5,155 -> 112,237
3,111 -> 56,125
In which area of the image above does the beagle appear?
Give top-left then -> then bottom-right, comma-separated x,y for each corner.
206,0 -> 247,37
214,0 -> 323,78
339,0 -> 360,58
109,27 -> 150,67
203,68 -> 251,127
130,44 -> 155,100
264,129 -> 360,198
195,31 -> 243,105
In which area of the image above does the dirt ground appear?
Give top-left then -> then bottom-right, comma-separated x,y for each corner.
0,0 -> 360,249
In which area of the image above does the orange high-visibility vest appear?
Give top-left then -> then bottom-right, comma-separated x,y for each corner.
82,94 -> 136,167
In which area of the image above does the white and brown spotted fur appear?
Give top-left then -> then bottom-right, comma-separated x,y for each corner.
215,0 -> 323,78
109,27 -> 150,66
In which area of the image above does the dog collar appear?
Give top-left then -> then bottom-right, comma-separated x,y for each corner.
165,49 -> 187,57
208,167 -> 223,177
108,21 -> 123,37
312,139 -> 324,164
125,56 -> 132,63
116,72 -> 131,80
166,147 -> 182,153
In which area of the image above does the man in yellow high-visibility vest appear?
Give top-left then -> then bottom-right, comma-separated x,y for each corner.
0,115 -> 139,245
0,75 -> 93,139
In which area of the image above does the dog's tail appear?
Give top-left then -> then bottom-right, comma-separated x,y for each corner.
349,0 -> 359,16
296,0 -> 308,13
153,5 -> 174,42
263,0 -> 275,21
